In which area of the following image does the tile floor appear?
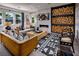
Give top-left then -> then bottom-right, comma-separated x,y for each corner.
0,39 -> 79,56
0,42 -> 11,56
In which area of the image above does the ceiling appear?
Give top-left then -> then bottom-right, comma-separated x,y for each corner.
0,3 -> 69,13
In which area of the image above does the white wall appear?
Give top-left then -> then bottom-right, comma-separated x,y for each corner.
31,8 -> 51,33
75,3 -> 79,39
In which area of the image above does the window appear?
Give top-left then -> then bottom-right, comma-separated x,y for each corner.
5,12 -> 14,24
15,13 -> 22,24
0,13 -> 3,25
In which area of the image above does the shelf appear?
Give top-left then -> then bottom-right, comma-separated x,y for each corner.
51,14 -> 74,18
51,24 -> 74,26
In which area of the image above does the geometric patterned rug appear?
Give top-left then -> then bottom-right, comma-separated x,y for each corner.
36,32 -> 61,56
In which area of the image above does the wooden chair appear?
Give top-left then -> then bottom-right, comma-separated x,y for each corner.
60,32 -> 75,53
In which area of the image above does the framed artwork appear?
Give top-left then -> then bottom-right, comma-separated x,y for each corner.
37,13 -> 50,20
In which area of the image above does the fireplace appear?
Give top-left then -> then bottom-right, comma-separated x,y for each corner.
40,25 -> 48,28
39,25 -> 49,32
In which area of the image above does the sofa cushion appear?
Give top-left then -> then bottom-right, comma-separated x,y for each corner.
61,37 -> 71,43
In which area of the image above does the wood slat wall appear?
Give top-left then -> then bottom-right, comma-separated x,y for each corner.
51,3 -> 75,35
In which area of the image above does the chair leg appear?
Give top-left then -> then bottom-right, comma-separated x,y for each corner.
72,45 -> 75,53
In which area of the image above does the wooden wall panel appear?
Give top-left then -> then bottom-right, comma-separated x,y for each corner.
51,3 -> 75,35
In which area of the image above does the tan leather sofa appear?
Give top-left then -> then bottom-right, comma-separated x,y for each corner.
0,32 -> 39,56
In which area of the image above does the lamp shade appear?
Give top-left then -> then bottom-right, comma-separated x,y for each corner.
4,22 -> 11,26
